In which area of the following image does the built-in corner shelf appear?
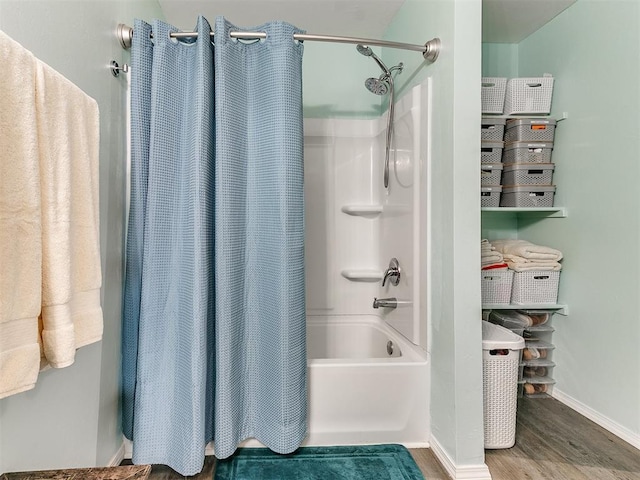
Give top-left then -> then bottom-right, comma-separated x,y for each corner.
481,207 -> 567,218
482,303 -> 569,315
341,205 -> 383,217
341,270 -> 383,282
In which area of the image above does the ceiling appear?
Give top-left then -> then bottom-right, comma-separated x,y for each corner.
158,0 -> 577,43
157,0 -> 405,38
482,0 -> 577,43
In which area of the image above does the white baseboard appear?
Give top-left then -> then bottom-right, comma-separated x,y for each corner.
552,388 -> 640,450
429,436 -> 492,480
123,437 -> 133,459
107,441 -> 126,467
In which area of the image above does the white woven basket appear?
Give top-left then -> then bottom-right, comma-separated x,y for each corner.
504,76 -> 554,115
483,348 -> 520,448
481,269 -> 514,303
482,77 -> 507,114
511,270 -> 560,304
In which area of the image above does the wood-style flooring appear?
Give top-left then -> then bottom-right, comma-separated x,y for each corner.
124,397 -> 640,479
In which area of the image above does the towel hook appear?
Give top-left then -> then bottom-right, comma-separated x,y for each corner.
110,60 -> 129,78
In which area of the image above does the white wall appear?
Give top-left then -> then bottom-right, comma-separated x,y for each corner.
0,0 -> 164,472
384,0 -> 487,474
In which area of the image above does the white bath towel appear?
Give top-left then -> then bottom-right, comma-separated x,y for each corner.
35,59 -> 102,368
0,31 -> 43,398
481,251 -> 504,266
491,239 -> 562,261
503,254 -> 562,272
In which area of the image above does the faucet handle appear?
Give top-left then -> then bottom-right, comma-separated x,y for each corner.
382,258 -> 401,287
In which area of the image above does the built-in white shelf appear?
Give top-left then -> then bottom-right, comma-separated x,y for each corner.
482,303 -> 568,316
481,207 -> 567,218
341,205 -> 383,216
340,270 -> 383,282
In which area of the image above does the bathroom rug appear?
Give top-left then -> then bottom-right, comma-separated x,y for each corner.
214,444 -> 425,479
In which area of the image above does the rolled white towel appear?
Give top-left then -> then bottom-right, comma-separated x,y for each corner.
492,239 -> 562,261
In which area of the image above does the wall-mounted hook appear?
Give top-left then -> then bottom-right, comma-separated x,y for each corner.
110,60 -> 129,78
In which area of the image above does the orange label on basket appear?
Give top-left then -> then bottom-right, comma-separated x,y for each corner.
531,125 -> 547,130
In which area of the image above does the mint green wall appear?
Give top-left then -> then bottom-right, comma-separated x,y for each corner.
516,0 -> 640,440
384,0 -> 486,469
481,43 -> 517,77
0,0 -> 164,472
302,42 -> 381,118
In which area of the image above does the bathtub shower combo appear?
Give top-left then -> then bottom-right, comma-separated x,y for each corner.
301,66 -> 431,446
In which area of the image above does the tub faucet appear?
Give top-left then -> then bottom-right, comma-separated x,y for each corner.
373,297 -> 397,309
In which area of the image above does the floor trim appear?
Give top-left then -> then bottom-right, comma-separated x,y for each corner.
552,388 -> 640,450
429,435 -> 492,480
107,441 -> 126,467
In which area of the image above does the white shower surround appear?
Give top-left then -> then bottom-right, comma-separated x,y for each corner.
300,80 -> 431,446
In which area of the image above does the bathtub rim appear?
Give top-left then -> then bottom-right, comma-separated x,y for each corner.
306,314 -> 428,365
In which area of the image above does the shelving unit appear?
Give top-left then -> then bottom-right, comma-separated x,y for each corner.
481,97 -> 568,399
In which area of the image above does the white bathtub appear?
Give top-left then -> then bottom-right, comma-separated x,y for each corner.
303,315 -> 429,446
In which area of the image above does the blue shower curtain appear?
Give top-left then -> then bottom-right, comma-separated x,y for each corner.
122,16 -> 306,476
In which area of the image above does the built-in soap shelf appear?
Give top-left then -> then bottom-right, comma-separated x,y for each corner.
341,205 -> 383,216
341,270 -> 383,282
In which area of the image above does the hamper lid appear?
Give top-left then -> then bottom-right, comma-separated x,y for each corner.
502,185 -> 556,193
506,118 -> 557,128
482,321 -> 525,350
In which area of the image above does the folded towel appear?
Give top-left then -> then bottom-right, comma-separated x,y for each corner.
0,31 -> 42,398
491,239 -> 562,261
481,251 -> 504,265
36,59 -> 102,368
502,253 -> 561,272
482,263 -> 509,270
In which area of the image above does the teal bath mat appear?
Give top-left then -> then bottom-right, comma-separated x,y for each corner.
214,444 -> 425,480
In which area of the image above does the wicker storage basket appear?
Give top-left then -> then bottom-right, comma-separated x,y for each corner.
482,117 -> 506,141
500,185 -> 556,208
481,141 -> 504,164
504,76 -> 554,115
503,141 -> 554,164
504,118 -> 556,142
481,269 -> 514,304
481,186 -> 502,207
502,163 -> 554,186
511,270 -> 560,304
482,77 -> 507,114
481,163 -> 504,186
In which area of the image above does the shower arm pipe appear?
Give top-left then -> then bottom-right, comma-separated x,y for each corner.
116,24 -> 441,62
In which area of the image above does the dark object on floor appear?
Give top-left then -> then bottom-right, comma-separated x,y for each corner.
1,465 -> 151,480
214,444 -> 425,480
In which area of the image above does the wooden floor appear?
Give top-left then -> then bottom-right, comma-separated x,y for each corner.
128,397 -> 640,479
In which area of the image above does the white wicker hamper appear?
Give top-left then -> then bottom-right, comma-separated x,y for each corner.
482,321 -> 525,449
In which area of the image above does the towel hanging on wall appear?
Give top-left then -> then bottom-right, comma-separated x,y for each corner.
0,30 -> 102,399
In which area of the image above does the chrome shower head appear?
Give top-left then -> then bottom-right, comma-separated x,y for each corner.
356,44 -> 373,57
356,44 -> 391,77
365,77 -> 390,96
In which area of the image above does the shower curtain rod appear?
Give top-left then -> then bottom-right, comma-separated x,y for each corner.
116,24 -> 441,62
